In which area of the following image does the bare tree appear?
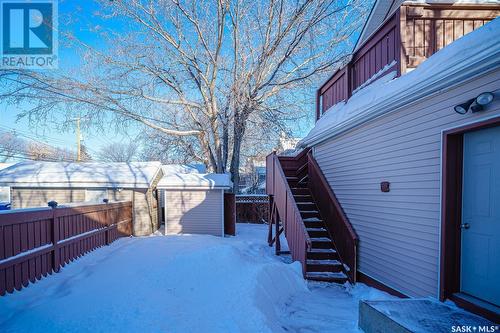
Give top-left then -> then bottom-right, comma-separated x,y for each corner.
26,142 -> 75,162
0,0 -> 368,191
0,130 -> 25,162
97,142 -> 139,162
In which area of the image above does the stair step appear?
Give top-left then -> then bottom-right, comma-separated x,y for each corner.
309,248 -> 336,253
306,227 -> 326,232
294,195 -> 313,203
311,237 -> 333,249
300,210 -> 319,215
307,259 -> 341,265
310,237 -> 331,241
303,217 -> 322,222
306,228 -> 329,238
306,271 -> 348,283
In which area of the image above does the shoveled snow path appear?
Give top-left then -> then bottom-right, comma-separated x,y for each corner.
0,224 -> 393,333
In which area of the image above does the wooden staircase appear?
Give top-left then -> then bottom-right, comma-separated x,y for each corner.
288,177 -> 348,283
266,149 -> 358,284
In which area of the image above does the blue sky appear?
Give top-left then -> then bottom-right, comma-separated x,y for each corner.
0,0 -> 140,157
0,0 -> 369,159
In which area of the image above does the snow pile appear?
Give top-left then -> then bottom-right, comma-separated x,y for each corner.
300,18 -> 500,147
0,224 -> 393,333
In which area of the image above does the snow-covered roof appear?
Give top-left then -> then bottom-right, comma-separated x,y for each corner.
300,18 -> 500,148
158,173 -> 232,190
0,163 -> 15,171
162,164 -> 206,174
0,161 -> 162,188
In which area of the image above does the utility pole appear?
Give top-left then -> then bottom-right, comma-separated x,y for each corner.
76,117 -> 81,162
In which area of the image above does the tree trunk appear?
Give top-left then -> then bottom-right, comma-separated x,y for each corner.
229,112 -> 247,193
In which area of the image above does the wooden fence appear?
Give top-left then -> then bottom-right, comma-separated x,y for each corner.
0,201 -> 133,296
236,195 -> 269,224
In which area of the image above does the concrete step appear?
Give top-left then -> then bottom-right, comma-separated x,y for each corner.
359,299 -> 496,333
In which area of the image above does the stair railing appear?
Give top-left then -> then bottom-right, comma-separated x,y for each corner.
266,151 -> 312,275
307,151 -> 358,283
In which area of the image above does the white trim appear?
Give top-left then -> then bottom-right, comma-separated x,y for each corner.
437,114 -> 500,298
164,189 -> 168,235
221,190 -> 225,238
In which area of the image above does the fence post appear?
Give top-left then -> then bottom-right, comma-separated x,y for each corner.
103,199 -> 110,245
48,201 -> 60,273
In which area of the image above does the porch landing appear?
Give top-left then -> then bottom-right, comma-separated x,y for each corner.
359,299 -> 498,333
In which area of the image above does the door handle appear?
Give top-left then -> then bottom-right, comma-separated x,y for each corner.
461,223 -> 470,229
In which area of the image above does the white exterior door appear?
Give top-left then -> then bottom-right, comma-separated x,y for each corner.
461,126 -> 500,306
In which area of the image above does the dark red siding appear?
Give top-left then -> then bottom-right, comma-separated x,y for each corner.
351,12 -> 399,92
320,69 -> 348,114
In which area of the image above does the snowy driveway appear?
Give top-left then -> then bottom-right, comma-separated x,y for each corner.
0,224 -> 391,333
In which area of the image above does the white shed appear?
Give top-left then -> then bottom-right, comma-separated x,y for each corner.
157,172 -> 232,237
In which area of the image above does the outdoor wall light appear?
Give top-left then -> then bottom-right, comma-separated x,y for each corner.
454,99 -> 474,115
454,92 -> 495,115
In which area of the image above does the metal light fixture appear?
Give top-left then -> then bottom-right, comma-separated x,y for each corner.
454,99 -> 475,115
454,92 -> 495,115
476,92 -> 494,106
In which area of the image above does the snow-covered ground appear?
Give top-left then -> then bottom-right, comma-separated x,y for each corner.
0,224 -> 393,333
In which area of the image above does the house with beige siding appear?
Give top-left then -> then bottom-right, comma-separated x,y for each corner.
266,1 -> 500,322
0,161 -> 163,236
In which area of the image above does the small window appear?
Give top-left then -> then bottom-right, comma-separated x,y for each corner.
85,188 -> 108,203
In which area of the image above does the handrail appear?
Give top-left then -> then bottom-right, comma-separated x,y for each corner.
266,151 -> 311,275
272,153 -> 312,248
307,151 -> 358,282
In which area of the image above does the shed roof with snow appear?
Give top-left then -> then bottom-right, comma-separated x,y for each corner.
0,161 -> 162,188
158,172 -> 232,190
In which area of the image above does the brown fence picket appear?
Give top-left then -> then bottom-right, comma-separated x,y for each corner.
0,201 -> 133,296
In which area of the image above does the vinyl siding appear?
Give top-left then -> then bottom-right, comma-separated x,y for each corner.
165,189 -> 223,236
11,188 -> 85,209
10,186 -> 159,237
313,68 -> 500,297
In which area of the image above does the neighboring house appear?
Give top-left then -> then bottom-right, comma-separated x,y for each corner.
157,172 -> 232,236
0,161 -> 163,236
267,1 -> 500,321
